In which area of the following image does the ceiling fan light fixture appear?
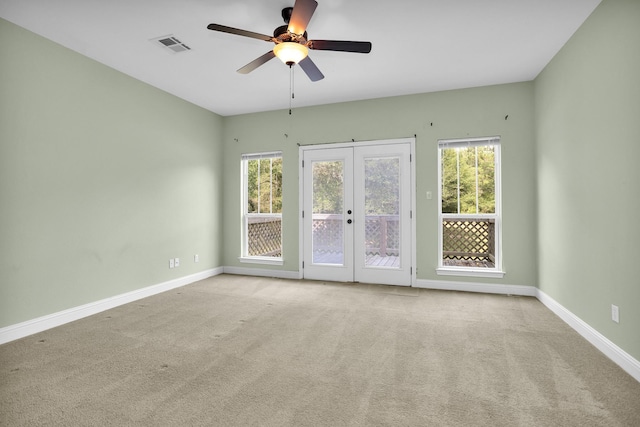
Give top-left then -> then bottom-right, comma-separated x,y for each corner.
273,42 -> 308,65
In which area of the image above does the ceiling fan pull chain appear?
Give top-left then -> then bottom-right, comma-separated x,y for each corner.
289,64 -> 294,115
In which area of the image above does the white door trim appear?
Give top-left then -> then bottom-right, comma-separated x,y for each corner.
298,137 -> 416,286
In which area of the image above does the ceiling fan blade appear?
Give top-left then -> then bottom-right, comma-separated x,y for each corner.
288,0 -> 318,35
207,23 -> 273,41
298,56 -> 324,82
237,51 -> 276,74
309,40 -> 372,54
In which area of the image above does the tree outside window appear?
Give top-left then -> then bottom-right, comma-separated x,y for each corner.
242,153 -> 282,260
438,138 -> 501,272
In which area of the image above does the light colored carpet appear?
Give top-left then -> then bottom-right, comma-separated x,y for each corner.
1,274 -> 639,426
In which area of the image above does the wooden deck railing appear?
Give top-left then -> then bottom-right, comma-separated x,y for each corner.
247,216 -> 282,257
248,215 -> 495,263
442,217 -> 495,263
364,215 -> 399,256
311,214 -> 399,256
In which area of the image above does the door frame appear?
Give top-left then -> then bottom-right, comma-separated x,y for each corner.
298,137 -> 416,286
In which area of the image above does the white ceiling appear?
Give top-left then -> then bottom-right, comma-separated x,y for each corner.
1,0 -> 601,116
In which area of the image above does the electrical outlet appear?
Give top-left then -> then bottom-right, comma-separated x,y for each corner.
611,304 -> 619,323
175,258 -> 180,267
169,258 -> 175,269
194,254 -> 199,263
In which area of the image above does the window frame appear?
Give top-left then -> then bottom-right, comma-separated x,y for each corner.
240,151 -> 283,265
436,137 -> 504,278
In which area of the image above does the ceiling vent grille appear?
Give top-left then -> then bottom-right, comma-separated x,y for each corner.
152,35 -> 191,53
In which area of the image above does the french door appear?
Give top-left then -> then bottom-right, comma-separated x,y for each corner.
301,141 -> 413,286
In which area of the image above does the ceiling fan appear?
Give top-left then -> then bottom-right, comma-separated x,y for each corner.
207,0 -> 372,82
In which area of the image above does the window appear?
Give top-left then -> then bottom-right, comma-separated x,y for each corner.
241,152 -> 283,264
437,137 -> 502,277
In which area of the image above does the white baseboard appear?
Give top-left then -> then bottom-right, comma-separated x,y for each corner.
0,268 -> 223,345
223,266 -> 301,280
536,290 -> 640,383
415,279 -> 537,297
3,270 -> 638,383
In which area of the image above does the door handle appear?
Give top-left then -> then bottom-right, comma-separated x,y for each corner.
347,219 -> 352,224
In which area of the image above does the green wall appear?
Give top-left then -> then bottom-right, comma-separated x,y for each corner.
0,19 -> 224,327
535,0 -> 640,360
3,0 -> 637,368
222,82 -> 537,287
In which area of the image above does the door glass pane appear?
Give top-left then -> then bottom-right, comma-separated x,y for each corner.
364,157 -> 400,268
312,160 -> 344,265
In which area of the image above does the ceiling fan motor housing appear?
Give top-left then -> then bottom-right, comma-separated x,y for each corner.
281,7 -> 293,23
273,24 -> 308,42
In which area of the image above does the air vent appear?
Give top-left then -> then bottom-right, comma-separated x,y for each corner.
152,35 -> 191,53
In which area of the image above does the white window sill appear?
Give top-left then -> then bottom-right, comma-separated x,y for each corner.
238,256 -> 284,266
436,267 -> 505,279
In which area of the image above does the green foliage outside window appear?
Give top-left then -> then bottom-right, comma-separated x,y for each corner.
441,146 -> 495,214
311,157 -> 401,215
312,161 -> 343,214
247,157 -> 282,214
365,158 -> 399,215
